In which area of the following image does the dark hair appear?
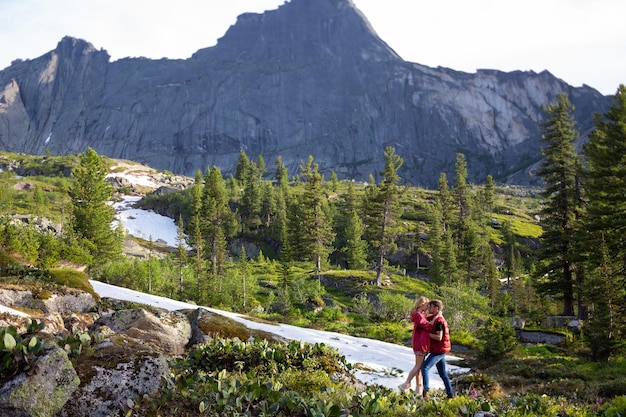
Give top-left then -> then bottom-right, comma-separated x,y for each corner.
429,299 -> 444,310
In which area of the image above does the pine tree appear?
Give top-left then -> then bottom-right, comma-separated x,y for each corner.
259,181 -> 276,228
273,186 -> 288,244
239,245 -> 249,309
429,172 -> 459,283
67,147 -> 121,266
329,171 -> 339,192
482,174 -> 495,214
437,172 -> 455,233
235,150 -> 252,183
366,147 -> 403,286
241,163 -> 262,231
188,170 -> 205,300
334,182 -> 364,267
274,155 -> 289,191
201,166 -> 233,293
580,85 -> 626,359
535,93 -> 581,316
452,153 -> 480,284
343,209 -> 368,270
175,214 -> 188,298
299,156 -> 335,275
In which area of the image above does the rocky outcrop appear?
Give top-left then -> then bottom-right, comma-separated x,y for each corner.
56,335 -> 170,417
0,286 -> 275,416
94,307 -> 191,355
0,287 -> 96,315
0,0 -> 611,187
0,347 -> 79,417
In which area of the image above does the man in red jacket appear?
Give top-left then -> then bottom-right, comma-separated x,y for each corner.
421,299 -> 454,399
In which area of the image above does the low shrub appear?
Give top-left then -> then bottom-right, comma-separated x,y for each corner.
367,322 -> 408,344
49,268 -> 98,299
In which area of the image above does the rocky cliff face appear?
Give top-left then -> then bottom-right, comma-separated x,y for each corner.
0,0 -> 611,187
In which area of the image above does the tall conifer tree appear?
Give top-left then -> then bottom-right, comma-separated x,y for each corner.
366,147 -> 403,286
299,156 -> 335,275
68,147 -> 121,265
581,85 -> 626,359
535,93 -> 581,316
201,166 -> 232,292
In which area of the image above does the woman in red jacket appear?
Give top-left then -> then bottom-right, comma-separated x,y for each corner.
398,296 -> 434,395
421,299 -> 454,399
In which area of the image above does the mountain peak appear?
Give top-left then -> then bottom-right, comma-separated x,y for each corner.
193,0 -> 399,62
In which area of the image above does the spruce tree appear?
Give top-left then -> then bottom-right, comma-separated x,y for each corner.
535,93 -> 581,316
67,147 -> 121,266
365,147 -> 403,286
201,166 -> 233,293
343,209 -> 368,270
299,155 -> 335,275
175,214 -> 188,298
581,85 -> 626,359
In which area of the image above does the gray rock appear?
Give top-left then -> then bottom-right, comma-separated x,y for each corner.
510,317 -> 525,330
0,0 -> 610,188
56,335 -> 171,417
93,308 -> 191,355
0,347 -> 79,417
0,288 -> 96,315
519,330 -> 565,344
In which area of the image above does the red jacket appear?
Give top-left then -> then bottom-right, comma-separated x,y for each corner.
410,311 -> 433,353
429,315 -> 451,354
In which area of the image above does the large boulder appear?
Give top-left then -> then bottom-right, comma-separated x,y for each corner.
0,288 -> 96,315
185,307 -> 288,347
0,347 -> 79,417
93,307 -> 191,355
57,334 -> 171,417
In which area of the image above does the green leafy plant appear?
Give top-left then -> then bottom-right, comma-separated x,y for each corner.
0,319 -> 45,381
477,317 -> 517,360
58,329 -> 93,357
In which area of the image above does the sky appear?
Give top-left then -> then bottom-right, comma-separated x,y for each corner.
0,0 -> 623,96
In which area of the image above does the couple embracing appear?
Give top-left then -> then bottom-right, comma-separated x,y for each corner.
398,297 -> 454,399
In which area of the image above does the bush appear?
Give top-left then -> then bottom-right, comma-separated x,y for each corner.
601,395 -> 626,417
49,268 -> 98,299
477,318 -> 517,360
373,292 -> 413,322
367,322 -> 408,344
598,378 -> 626,398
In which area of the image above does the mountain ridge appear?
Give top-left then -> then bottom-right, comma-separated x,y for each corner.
0,0 -> 611,187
